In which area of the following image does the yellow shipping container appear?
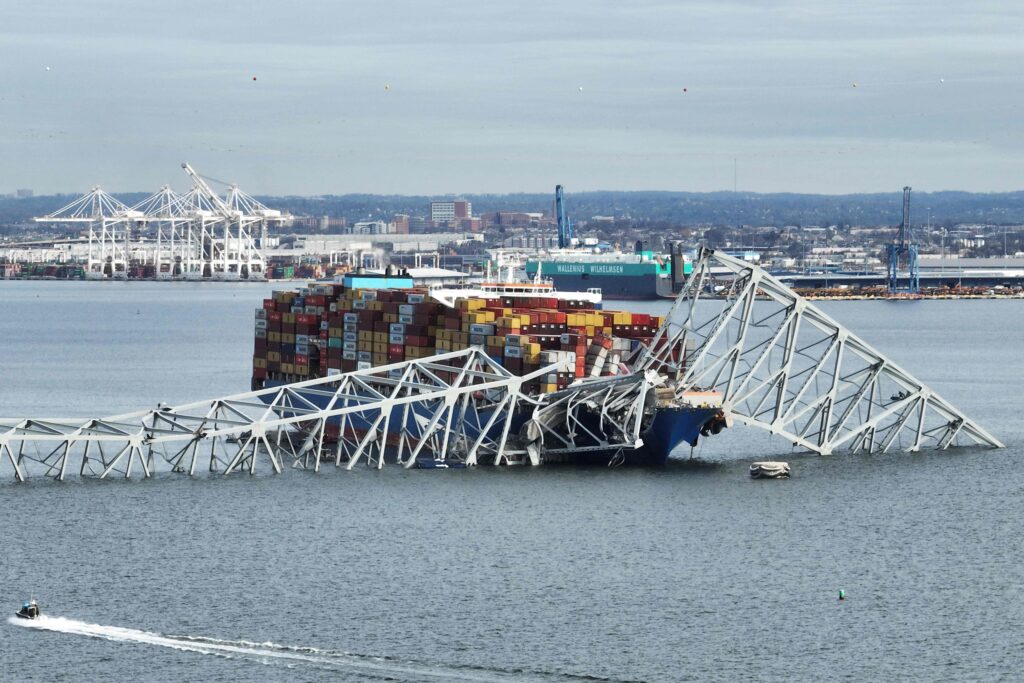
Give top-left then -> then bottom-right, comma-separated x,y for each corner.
456,299 -> 485,312
373,342 -> 387,354
281,363 -> 294,374
268,331 -> 281,343
373,353 -> 387,365
267,351 -> 281,362
281,333 -> 295,344
383,313 -> 398,323
373,331 -> 388,343
358,330 -> 373,341
282,313 -> 295,324
253,358 -> 267,369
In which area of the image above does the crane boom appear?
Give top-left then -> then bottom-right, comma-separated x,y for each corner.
555,184 -> 574,248
181,162 -> 235,216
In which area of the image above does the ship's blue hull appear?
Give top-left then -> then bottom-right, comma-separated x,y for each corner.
261,379 -> 720,466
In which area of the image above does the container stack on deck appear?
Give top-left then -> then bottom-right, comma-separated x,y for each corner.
253,284 -> 662,394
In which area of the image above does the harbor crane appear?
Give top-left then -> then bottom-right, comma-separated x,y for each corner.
555,185 -> 575,248
886,186 -> 920,294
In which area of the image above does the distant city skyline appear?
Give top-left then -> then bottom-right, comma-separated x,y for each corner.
2,1 -> 1023,196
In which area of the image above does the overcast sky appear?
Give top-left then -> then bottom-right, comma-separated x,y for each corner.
2,1 -> 1022,196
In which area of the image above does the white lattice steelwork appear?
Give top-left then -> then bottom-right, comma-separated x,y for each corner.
636,247 -> 1002,455
29,165 -> 284,280
0,348 -> 660,481
34,187 -> 138,279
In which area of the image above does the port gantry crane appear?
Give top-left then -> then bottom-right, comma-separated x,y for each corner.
30,164 -> 282,281
555,184 -> 575,248
886,186 -> 920,295
180,162 -> 278,280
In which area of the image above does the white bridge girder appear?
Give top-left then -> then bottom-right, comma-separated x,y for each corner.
636,247 -> 1003,455
0,348 -> 659,481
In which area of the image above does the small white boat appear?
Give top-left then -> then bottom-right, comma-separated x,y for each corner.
749,461 -> 791,479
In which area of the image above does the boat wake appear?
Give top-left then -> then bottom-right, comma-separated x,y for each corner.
8,615 -> 622,682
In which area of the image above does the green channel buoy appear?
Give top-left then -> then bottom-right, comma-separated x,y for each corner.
838,589 -> 845,600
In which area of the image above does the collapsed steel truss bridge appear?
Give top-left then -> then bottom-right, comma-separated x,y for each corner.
637,248 -> 1002,455
0,349 -> 660,481
0,249 -> 1001,481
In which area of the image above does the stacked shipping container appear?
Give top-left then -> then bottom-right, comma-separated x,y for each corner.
253,283 -> 662,395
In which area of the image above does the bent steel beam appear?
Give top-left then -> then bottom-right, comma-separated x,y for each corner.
0,347 -> 654,481
636,247 -> 1002,455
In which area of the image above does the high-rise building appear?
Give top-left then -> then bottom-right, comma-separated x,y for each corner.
430,200 -> 471,223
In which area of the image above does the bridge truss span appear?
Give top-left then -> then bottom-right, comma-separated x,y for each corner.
0,348 -> 658,481
638,248 -> 1002,455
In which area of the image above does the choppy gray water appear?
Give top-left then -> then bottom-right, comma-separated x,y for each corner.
1,281 -> 1023,681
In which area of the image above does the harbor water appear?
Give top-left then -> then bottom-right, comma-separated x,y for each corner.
2,281 -> 1023,681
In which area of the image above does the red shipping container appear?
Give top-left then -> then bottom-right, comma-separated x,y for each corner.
253,367 -> 267,379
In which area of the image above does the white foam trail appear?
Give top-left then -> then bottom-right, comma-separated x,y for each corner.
7,615 -> 522,681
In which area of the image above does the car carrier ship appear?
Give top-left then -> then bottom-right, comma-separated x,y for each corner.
522,186 -> 693,300
251,270 -> 725,466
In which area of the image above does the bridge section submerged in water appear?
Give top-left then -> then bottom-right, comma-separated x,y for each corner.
0,249 -> 1003,482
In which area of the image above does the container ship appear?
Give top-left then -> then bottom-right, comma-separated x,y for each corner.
251,272 -> 725,466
